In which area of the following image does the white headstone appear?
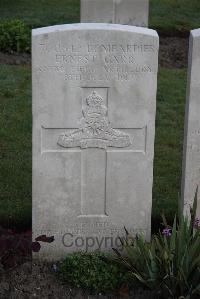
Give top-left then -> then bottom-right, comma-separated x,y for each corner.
32,24 -> 158,260
81,0 -> 149,27
181,29 -> 200,219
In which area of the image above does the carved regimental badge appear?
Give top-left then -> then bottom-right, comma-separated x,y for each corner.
57,91 -> 132,149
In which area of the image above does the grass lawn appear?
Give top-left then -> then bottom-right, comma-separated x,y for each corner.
0,65 -> 186,229
0,0 -> 200,33
153,68 -> 186,226
0,65 -> 31,229
149,0 -> 200,34
0,0 -> 80,28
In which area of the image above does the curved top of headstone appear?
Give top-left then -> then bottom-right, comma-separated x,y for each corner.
32,23 -> 158,37
190,28 -> 200,37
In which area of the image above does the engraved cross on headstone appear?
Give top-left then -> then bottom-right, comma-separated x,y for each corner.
42,87 -> 147,217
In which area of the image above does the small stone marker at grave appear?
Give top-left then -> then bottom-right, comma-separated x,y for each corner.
81,0 -> 149,27
32,23 -> 158,260
181,29 -> 200,219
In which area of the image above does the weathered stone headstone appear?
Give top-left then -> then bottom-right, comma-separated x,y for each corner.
32,24 -> 158,259
81,0 -> 149,27
181,29 -> 200,218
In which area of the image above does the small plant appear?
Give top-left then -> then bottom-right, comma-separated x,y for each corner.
0,19 -> 30,53
0,227 -> 31,269
59,252 -> 127,294
113,191 -> 200,299
0,227 -> 54,269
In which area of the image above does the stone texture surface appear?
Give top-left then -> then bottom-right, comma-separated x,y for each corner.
81,0 -> 149,27
181,29 -> 200,218
32,24 -> 158,260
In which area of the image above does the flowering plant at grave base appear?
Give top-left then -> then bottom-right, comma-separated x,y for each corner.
162,227 -> 172,237
112,189 -> 200,299
194,217 -> 200,229
0,228 -> 54,269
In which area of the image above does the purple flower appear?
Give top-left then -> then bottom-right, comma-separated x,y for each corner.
194,218 -> 200,229
162,228 -> 172,237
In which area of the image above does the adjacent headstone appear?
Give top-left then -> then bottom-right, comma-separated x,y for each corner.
32,24 -> 158,260
181,29 -> 200,218
81,0 -> 149,27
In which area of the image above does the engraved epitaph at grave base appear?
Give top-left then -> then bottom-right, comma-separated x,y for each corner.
181,29 -> 200,219
81,0 -> 149,27
32,24 -> 158,260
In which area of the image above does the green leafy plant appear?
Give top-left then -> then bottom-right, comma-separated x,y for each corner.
59,252 -> 127,294
0,19 -> 30,53
113,191 -> 200,299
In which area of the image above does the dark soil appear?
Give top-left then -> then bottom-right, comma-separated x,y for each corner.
0,227 -> 158,299
0,226 -> 158,299
159,37 -> 188,69
0,259 -> 159,299
0,52 -> 30,66
0,36 -> 189,69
